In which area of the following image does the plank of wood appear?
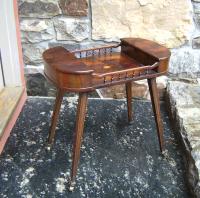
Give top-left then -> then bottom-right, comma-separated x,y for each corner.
0,87 -> 4,94
0,86 -> 24,137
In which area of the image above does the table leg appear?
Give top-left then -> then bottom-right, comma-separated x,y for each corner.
126,81 -> 133,122
69,92 -> 88,191
47,88 -> 64,149
147,78 -> 164,153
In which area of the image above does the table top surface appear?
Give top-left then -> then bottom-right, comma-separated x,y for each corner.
79,52 -> 144,75
43,38 -> 171,92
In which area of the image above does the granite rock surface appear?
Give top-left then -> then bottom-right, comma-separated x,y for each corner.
167,80 -> 200,197
91,0 -> 192,48
19,0 -> 61,18
54,17 -> 90,41
59,0 -> 88,16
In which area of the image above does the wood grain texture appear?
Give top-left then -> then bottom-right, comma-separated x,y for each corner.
148,78 -> 164,152
43,38 -> 170,92
47,88 -> 64,145
0,87 -> 24,137
70,93 -> 88,187
126,82 -> 132,122
121,38 -> 171,73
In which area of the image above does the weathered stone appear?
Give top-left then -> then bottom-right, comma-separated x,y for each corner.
91,0 -> 192,48
193,2 -> 200,14
99,76 -> 168,100
192,37 -> 200,49
138,0 -> 151,6
24,66 -> 44,80
194,14 -> 200,29
25,73 -> 48,96
177,107 -> 200,124
48,42 -> 81,51
167,81 -> 195,107
22,43 -> 48,65
169,48 -> 200,78
191,2 -> 200,28
19,0 -> 61,18
25,73 -> 57,96
20,19 -> 55,43
59,0 -> 88,16
166,80 -> 200,197
54,17 -> 89,41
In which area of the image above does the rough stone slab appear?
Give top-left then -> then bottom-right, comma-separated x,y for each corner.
22,43 -> 48,65
193,2 -> 200,14
25,73 -> 56,96
137,0 -> 151,6
167,80 -> 200,197
177,107 -> 200,124
48,42 -> 81,51
19,0 -> 61,18
20,19 -> 55,43
59,0 -> 88,16
54,17 -> 89,41
169,48 -> 200,78
184,124 -> 200,147
193,36 -> 200,49
24,65 -> 44,75
167,81 -> 194,107
194,14 -> 200,28
91,0 -> 193,48
193,1 -> 200,29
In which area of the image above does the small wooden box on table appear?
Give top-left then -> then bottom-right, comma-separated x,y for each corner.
43,38 -> 171,191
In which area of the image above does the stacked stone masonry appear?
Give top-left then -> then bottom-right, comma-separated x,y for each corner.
18,0 -> 200,98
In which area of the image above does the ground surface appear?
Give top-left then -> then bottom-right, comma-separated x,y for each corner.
0,97 -> 190,197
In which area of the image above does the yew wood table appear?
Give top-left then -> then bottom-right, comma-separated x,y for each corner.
43,38 -> 171,191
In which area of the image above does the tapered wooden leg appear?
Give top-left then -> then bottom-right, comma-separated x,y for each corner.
69,92 -> 88,191
47,89 -> 64,149
147,78 -> 164,153
126,81 -> 133,122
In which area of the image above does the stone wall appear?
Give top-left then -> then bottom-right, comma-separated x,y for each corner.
18,0 -> 200,97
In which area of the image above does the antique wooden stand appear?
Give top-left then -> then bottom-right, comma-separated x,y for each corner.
43,38 -> 171,191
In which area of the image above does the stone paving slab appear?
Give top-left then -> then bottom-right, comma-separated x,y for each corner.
167,80 -> 200,197
0,97 -> 189,197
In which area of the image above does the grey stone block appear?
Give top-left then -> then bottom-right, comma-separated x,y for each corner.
166,80 -> 200,197
20,19 -> 55,43
19,0 -> 61,18
169,48 -> 200,78
53,17 -> 90,41
193,36 -> 200,49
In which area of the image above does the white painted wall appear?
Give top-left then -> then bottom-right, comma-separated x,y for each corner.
0,0 -> 21,86
0,54 -> 4,88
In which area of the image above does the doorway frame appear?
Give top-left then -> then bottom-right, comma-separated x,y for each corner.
0,0 -> 27,153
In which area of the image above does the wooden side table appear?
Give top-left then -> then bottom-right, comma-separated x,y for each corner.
43,38 -> 171,191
